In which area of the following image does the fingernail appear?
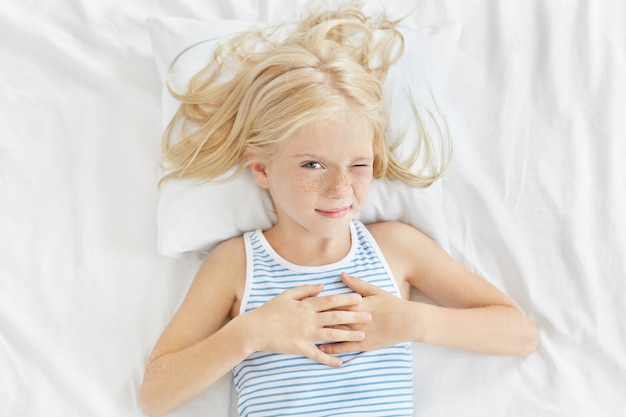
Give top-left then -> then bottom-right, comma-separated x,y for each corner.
333,359 -> 343,367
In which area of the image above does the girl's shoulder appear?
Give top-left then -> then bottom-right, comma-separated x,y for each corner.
364,221 -> 439,290
210,234 -> 247,261
206,234 -> 247,278
364,220 -> 424,245
364,220 -> 442,259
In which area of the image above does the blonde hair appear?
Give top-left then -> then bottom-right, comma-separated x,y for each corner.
160,4 -> 451,187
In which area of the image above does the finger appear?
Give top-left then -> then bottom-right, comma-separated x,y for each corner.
310,292 -> 362,312
284,283 -> 324,300
316,327 -> 365,344
319,341 -> 363,355
325,324 -> 353,331
304,346 -> 343,368
318,310 -> 371,327
341,272 -> 383,297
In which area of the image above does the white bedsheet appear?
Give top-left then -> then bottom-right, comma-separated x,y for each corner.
1,1 -> 625,417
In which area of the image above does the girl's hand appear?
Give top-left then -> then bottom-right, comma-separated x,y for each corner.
319,273 -> 411,354
247,283 -> 372,367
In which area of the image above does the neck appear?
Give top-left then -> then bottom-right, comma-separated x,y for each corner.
263,222 -> 353,266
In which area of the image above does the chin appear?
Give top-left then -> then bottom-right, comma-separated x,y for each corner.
310,216 -> 355,238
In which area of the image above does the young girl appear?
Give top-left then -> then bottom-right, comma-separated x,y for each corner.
140,6 -> 538,417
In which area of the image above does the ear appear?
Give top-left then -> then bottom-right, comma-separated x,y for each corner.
247,156 -> 271,189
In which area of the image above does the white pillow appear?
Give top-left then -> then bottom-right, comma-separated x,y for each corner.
148,14 -> 459,259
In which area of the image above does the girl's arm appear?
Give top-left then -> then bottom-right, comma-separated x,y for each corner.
139,238 -> 249,417
320,222 -> 538,356
140,237 -> 370,417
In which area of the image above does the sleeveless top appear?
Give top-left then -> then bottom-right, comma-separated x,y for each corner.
233,220 -> 414,417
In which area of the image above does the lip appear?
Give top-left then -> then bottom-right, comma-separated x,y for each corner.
315,206 -> 351,218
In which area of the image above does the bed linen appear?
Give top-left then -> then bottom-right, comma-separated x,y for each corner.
1,1 -> 624,417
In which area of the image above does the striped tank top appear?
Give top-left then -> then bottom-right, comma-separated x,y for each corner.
233,220 -> 414,417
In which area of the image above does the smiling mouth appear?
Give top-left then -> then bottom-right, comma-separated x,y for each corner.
316,206 -> 351,218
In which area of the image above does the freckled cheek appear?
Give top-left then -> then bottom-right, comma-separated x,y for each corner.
352,172 -> 373,195
291,171 -> 324,193
287,169 -> 373,194
353,170 -> 373,186
348,166 -> 373,185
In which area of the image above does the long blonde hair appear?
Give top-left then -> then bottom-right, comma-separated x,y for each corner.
160,4 -> 451,187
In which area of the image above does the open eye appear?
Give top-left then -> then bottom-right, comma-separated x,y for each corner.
302,161 -> 323,169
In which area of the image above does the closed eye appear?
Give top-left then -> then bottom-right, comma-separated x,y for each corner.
352,159 -> 373,168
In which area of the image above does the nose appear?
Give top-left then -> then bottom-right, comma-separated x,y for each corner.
324,168 -> 351,198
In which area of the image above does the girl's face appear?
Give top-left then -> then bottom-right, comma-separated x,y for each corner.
250,112 -> 374,240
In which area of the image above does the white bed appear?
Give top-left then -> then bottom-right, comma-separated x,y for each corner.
1,1 -> 625,416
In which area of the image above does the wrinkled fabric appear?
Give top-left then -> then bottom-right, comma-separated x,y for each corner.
0,1 -> 624,416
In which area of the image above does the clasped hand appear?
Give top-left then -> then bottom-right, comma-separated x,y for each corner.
250,272 -> 407,367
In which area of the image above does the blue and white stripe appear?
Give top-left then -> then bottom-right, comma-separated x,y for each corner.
233,220 -> 414,416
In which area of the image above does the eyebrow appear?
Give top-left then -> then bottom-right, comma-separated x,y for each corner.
291,153 -> 374,161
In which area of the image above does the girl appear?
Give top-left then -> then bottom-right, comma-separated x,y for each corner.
140,5 -> 538,417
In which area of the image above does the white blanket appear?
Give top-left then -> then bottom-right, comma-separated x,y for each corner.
1,1 -> 624,416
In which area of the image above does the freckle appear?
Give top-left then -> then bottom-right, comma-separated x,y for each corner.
293,171 -> 321,193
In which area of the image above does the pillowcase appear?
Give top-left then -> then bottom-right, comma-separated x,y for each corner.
148,12 -> 459,259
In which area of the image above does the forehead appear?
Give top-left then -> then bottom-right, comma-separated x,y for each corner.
284,114 -> 375,156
